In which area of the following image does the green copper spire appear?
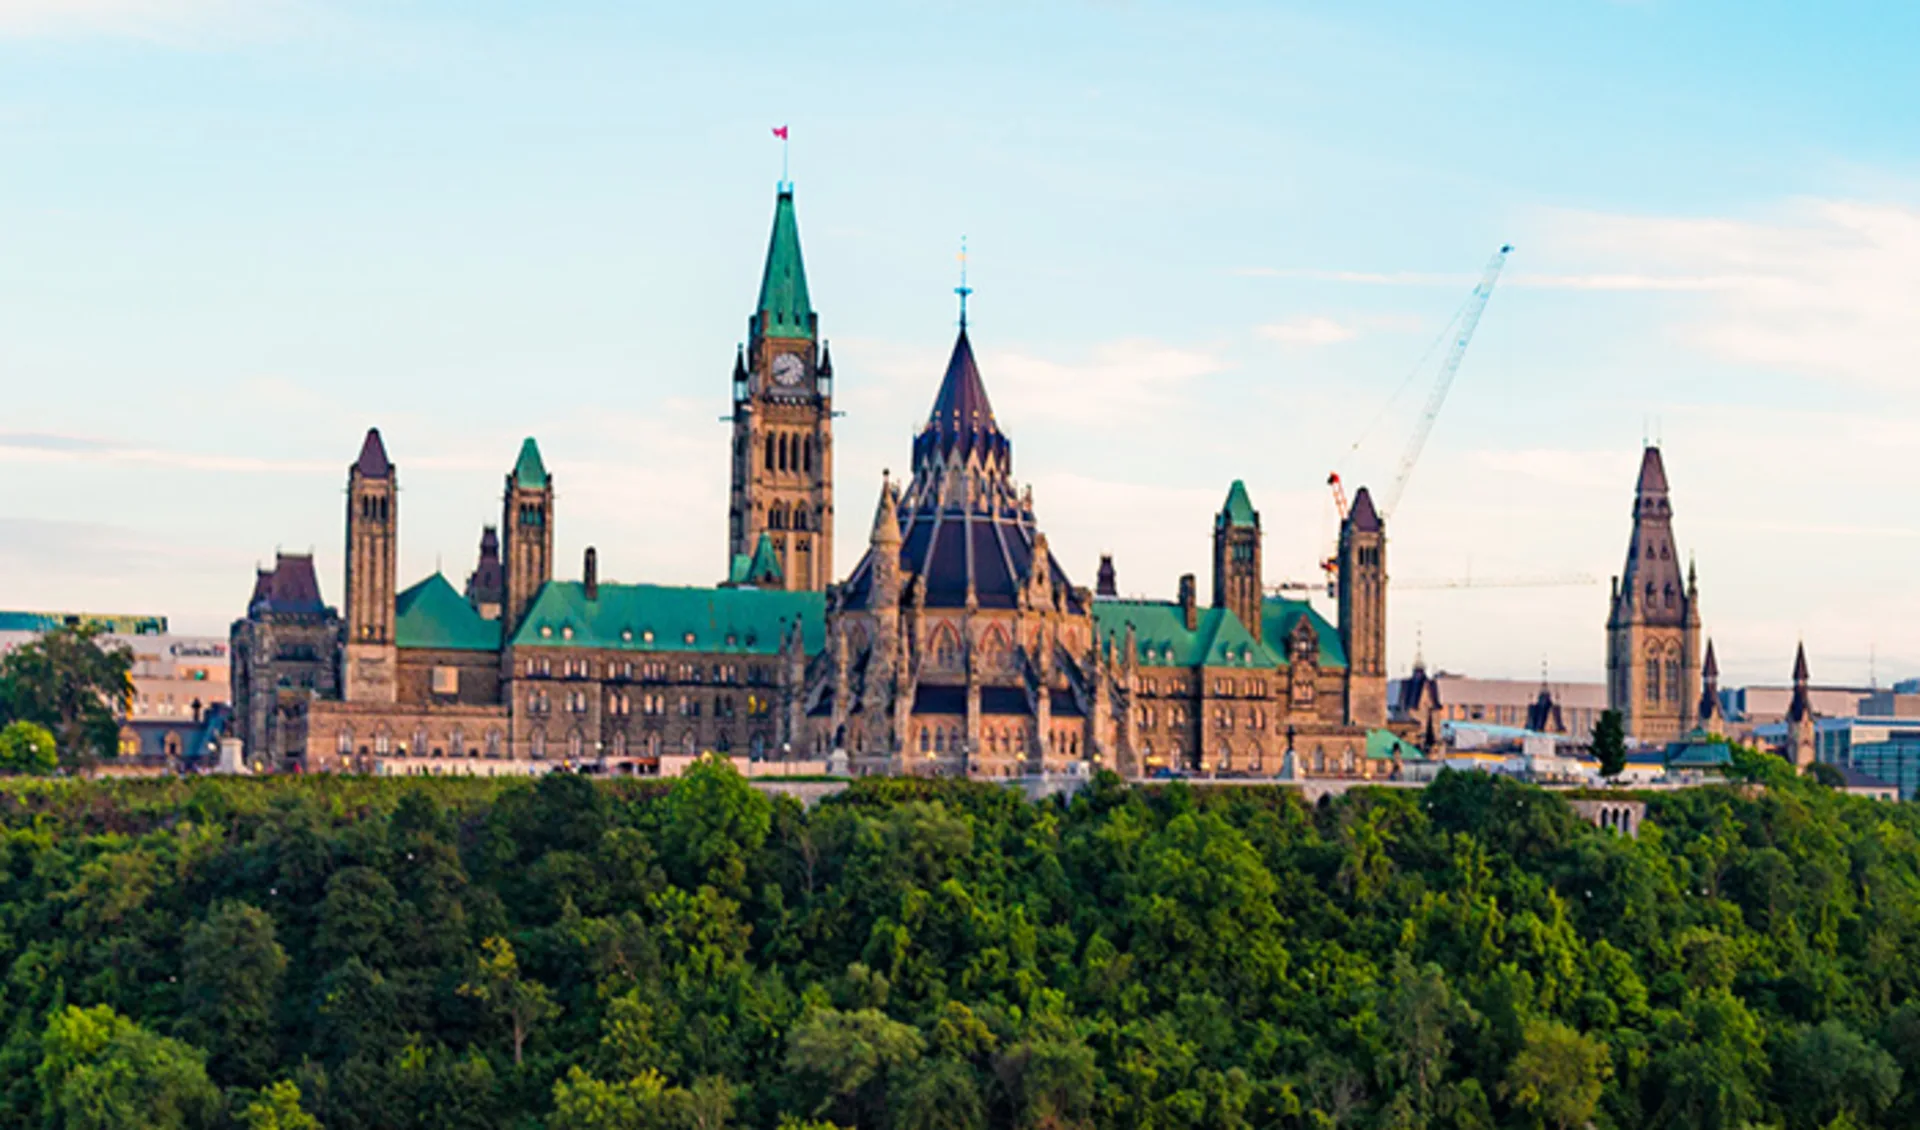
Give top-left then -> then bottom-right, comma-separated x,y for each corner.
512,437 -> 549,488
1220,480 -> 1258,528
755,187 -> 814,341
745,532 -> 784,587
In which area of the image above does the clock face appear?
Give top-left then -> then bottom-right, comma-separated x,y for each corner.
771,352 -> 806,387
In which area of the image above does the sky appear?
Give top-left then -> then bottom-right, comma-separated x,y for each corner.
1,0 -> 1916,688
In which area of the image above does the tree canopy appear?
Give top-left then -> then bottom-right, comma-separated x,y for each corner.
0,756 -> 1910,1129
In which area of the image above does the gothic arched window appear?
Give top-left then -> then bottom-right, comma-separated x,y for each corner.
764,434 -> 775,472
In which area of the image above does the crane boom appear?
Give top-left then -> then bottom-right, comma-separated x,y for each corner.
1381,243 -> 1512,517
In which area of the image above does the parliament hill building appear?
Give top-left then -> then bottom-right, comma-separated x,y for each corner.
232,183 -> 1395,778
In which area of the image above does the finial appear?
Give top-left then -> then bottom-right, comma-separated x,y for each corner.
955,235 -> 972,329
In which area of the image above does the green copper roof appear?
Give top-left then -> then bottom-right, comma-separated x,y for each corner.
726,554 -> 753,585
1220,480 -> 1258,528
1261,598 -> 1347,669
508,580 -> 824,655
1092,595 -> 1346,671
395,573 -> 503,652
744,533 -> 783,586
512,438 -> 548,488
755,189 -> 814,341
1367,728 -> 1424,761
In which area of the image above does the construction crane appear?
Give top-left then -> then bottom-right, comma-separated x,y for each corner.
1397,573 -> 1599,591
1269,573 -> 1597,599
1379,244 -> 1512,516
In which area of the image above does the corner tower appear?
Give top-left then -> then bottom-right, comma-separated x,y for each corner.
1338,487 -> 1387,726
728,184 -> 834,591
1605,445 -> 1701,742
502,438 -> 554,639
1212,481 -> 1264,642
344,428 -> 398,703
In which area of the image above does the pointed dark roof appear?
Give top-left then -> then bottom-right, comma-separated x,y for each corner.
1096,554 -> 1118,598
755,187 -> 814,341
913,328 -> 1009,469
1219,481 -> 1258,528
1636,445 -> 1670,496
354,428 -> 392,479
1787,643 -> 1813,723
1611,444 -> 1688,629
1793,641 -> 1809,682
1702,638 -> 1719,680
1347,487 -> 1382,532
818,341 -> 833,378
465,526 -> 503,608
248,553 -> 332,618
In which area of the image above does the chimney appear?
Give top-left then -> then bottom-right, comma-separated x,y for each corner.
1096,554 -> 1117,598
1178,573 -> 1198,631
583,546 -> 599,601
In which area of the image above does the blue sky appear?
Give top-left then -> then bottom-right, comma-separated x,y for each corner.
1,0 -> 1915,687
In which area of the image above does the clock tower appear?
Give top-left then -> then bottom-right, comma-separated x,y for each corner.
728,183 -> 834,591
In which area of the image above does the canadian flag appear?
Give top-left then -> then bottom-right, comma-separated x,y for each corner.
772,125 -> 789,140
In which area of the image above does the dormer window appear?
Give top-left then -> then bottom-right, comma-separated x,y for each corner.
642,629 -> 654,644
561,626 -> 574,641
621,629 -> 633,642
540,625 -> 553,638
683,631 -> 696,645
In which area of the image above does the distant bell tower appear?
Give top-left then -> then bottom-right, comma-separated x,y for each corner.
1212,480 -> 1264,642
344,428 -> 398,703
502,438 -> 554,639
728,182 -> 834,592
1605,445 -> 1701,742
1338,486 -> 1388,727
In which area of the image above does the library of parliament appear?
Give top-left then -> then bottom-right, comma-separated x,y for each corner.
231,182 -> 1399,779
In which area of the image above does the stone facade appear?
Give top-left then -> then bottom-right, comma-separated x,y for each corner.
1606,446 -> 1703,742
805,309 -> 1392,781
231,181 -> 1398,781
229,553 -> 341,769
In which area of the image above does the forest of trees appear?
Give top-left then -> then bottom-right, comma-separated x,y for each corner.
2,752 -> 1918,1130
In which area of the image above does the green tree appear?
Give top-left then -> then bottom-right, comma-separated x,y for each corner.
180,900 -> 288,1086
658,754 -> 773,892
239,1080 -> 321,1130
786,1007 -> 924,1126
1592,710 -> 1627,779
549,1066 -> 672,1130
1378,953 -> 1464,1124
889,1056 -> 985,1130
1773,1020 -> 1900,1130
460,935 -> 558,1066
0,719 -> 58,774
1500,1018 -> 1610,1130
995,1038 -> 1097,1130
0,624 -> 133,764
37,1005 -> 222,1130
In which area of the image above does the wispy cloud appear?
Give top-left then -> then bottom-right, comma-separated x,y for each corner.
983,340 -> 1226,425
1537,199 -> 1920,388
1256,316 -> 1357,346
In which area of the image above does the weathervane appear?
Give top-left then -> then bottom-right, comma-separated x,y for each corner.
956,235 -> 972,329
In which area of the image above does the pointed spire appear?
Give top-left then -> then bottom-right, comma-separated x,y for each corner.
870,474 -> 901,547
733,345 -> 747,381
1219,480 -> 1258,529
818,341 -> 833,379
914,326 -> 1008,470
512,437 -> 548,488
745,532 -> 784,587
1347,486 -> 1382,532
1636,445 -> 1670,497
1702,638 -> 1719,680
354,428 -> 392,479
1787,642 -> 1813,724
754,186 -> 813,341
